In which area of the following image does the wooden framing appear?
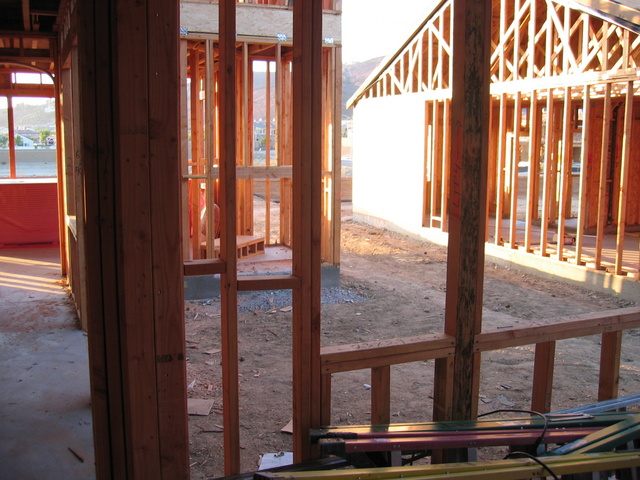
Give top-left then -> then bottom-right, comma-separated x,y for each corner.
348,0 -> 640,281
432,0 -> 491,429
180,7 -> 342,269
7,0 -> 640,477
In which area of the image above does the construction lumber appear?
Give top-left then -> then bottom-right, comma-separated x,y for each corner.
574,85 -> 591,265
615,82 -> 633,275
317,428 -> 598,455
219,0 -> 240,474
531,341 -> 556,413
370,366 -> 391,426
237,274 -> 299,291
77,0 -> 189,477
255,451 -> 640,480
291,0 -> 323,462
321,333 -> 455,374
598,331 -> 622,402
595,83 -> 612,270
433,0 -> 491,425
546,414 -> 640,456
183,259 -> 226,277
147,1 -> 190,476
53,74 -> 67,275
475,307 -> 640,351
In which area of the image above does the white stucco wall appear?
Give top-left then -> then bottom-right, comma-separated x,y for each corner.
352,94 -> 426,236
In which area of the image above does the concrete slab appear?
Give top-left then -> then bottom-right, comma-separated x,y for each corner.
0,247 -> 95,480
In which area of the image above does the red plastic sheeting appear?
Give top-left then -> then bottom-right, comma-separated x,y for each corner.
0,179 -> 59,246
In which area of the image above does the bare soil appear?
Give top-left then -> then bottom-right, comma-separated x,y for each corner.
185,209 -> 639,479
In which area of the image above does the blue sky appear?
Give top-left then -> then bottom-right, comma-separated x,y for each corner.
341,0 -> 432,64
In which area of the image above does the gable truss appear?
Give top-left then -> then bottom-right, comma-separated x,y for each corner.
355,0 -> 640,106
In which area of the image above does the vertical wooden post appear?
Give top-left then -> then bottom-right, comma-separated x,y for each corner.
598,331 -> 622,401
531,341 -> 556,413
615,82 -> 633,275
331,46 -> 343,264
540,89 -> 554,256
292,0 -> 323,462
265,61 -> 272,243
556,87 -> 572,260
575,85 -> 590,265
205,39 -> 216,258
180,40 -> 191,260
54,65 -> 68,275
78,0 -> 188,478
509,92 -> 522,248
495,93 -> 507,245
433,0 -> 491,426
7,96 -> 16,178
371,366 -> 391,425
525,90 -> 539,253
189,44 -> 203,259
595,83 -> 612,270
219,0 -> 240,474
148,1 -> 189,476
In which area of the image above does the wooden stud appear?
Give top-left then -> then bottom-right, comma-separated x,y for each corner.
441,98 -> 451,233
595,83 -> 612,270
371,366 -> 391,426
292,0 -> 323,461
430,100 -> 440,227
331,46 -> 342,265
508,92 -> 522,248
614,82 -> 633,276
54,67 -> 68,275
189,44 -> 204,260
433,0 -> 491,425
180,39 -> 190,260
574,85 -> 590,265
531,341 -> 556,413
494,93 -> 508,245
320,373 -> 332,427
148,1 -> 190,475
265,60 -> 272,243
7,96 -> 16,178
219,0 -> 240,474
556,86 -> 572,261
205,39 -> 215,259
598,331 -> 622,402
540,89 -> 554,256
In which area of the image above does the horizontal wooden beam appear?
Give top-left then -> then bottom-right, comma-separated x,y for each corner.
0,86 -> 55,97
475,307 -> 640,352
237,274 -> 300,291
321,333 -> 455,374
491,68 -> 640,95
255,451 -> 640,479
183,258 -> 226,276
207,165 -> 293,179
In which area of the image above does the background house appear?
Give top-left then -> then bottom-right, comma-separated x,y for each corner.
348,0 -> 640,299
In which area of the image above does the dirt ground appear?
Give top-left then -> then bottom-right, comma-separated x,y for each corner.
185,207 -> 639,479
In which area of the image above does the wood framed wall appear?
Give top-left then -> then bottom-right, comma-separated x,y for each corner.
69,0 -> 190,478
350,0 -> 640,280
180,35 -> 341,267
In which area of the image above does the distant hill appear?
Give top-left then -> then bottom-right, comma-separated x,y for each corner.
251,56 -> 384,121
0,59 -> 384,131
342,56 -> 384,118
0,99 -> 56,131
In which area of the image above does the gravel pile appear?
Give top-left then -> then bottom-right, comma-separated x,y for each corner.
198,286 -> 367,313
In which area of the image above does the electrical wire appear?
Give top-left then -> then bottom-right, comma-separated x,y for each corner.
505,451 -> 559,480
